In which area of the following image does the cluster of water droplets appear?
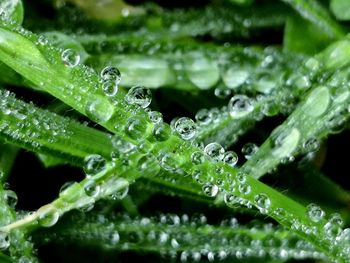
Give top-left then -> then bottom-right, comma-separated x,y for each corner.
40,212 -> 326,262
0,90 -> 72,149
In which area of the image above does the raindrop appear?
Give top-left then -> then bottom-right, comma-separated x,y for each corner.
254,193 -> 271,213
100,66 -> 121,84
303,137 -> 320,152
83,180 -> 100,197
37,204 -> 60,227
222,68 -> 249,89
302,86 -> 330,117
223,151 -> 238,167
61,48 -> 80,67
152,123 -> 170,141
0,231 -> 10,250
4,190 -> 17,208
238,183 -> 251,195
271,127 -> 300,159
228,95 -> 254,118
191,151 -> 206,165
102,80 -> 118,97
138,154 -> 161,175
195,109 -> 211,125
125,85 -> 152,108
242,143 -> 258,160
148,111 -> 163,124
83,154 -> 107,177
85,95 -> 114,123
124,116 -> 148,140
306,203 -> 325,223
174,117 -> 197,140
204,142 -> 225,162
202,183 -> 219,197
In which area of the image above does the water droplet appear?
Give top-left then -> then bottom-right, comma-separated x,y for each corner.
148,111 -> 163,124
242,143 -> 258,160
174,117 -> 197,140
223,151 -> 238,167
195,109 -> 211,125
303,137 -> 320,152
111,136 -> 136,156
224,193 -> 239,207
125,85 -> 152,108
254,193 -> 271,214
37,204 -> 59,227
61,48 -> 80,67
124,116 -> 148,140
152,123 -> 170,141
184,54 -> 220,90
204,143 -> 224,162
238,183 -> 251,195
85,95 -> 114,123
110,232 -> 120,245
222,68 -> 249,89
271,127 -> 300,158
306,203 -> 325,223
59,181 -> 84,203
338,228 -> 350,242
191,151 -> 206,165
4,190 -> 17,208
171,238 -> 180,248
138,154 -> 161,175
329,213 -> 344,227
202,183 -> 219,197
0,231 -> 10,250
101,177 -> 129,200
84,180 -> 100,197
102,80 -> 118,97
38,35 -> 48,45
214,87 -> 231,99
228,95 -> 254,118
159,153 -> 178,171
303,86 -> 330,117
100,66 -> 121,84
83,154 -> 107,177
192,169 -> 207,184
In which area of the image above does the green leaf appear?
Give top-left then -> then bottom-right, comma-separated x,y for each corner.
284,15 -> 334,55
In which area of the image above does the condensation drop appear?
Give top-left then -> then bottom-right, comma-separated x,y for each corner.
223,151 -> 238,167
254,193 -> 271,214
125,85 -> 152,108
228,95 -> 254,118
202,183 -> 219,197
4,190 -> 17,208
37,204 -> 59,227
85,95 -> 114,123
242,143 -> 258,160
184,54 -> 220,90
222,68 -> 249,89
100,66 -> 121,84
191,151 -> 206,165
204,142 -> 225,162
302,86 -> 330,117
83,154 -> 107,177
271,127 -> 300,158
0,231 -> 10,250
195,109 -> 211,125
306,203 -> 325,223
102,80 -> 118,97
174,117 -> 197,140
84,180 -> 100,197
61,48 -> 80,67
